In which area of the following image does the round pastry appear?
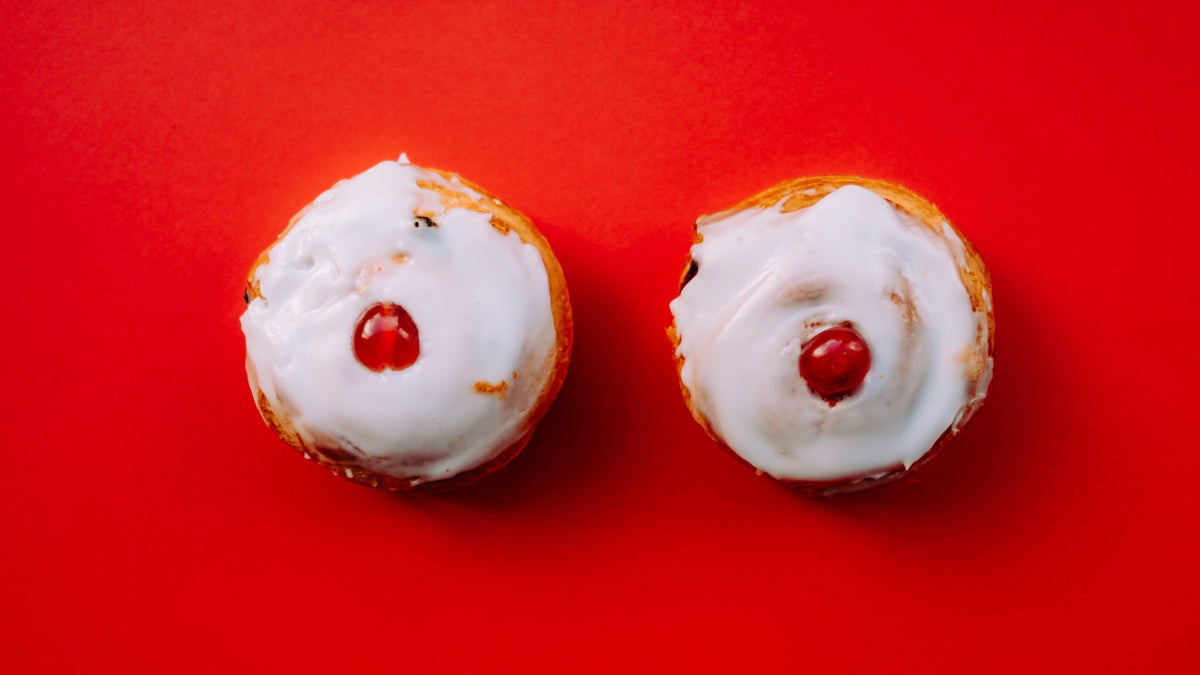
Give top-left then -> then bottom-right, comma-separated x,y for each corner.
241,157 -> 572,491
668,176 -> 993,494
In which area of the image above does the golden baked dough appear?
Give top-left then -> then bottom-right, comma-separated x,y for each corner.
244,164 -> 572,492
669,175 -> 993,494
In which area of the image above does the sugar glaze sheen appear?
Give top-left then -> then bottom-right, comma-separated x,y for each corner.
669,177 -> 993,493
241,157 -> 572,491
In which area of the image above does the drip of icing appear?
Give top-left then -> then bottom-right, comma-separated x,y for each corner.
241,161 -> 556,483
669,185 -> 989,482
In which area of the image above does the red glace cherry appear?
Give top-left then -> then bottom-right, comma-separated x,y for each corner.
799,325 -> 871,401
353,302 -> 420,372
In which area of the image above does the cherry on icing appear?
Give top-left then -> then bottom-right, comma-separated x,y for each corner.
353,302 -> 420,372
799,326 -> 871,400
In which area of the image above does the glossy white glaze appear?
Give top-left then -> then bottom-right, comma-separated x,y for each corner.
670,185 -> 989,482
241,160 -> 557,484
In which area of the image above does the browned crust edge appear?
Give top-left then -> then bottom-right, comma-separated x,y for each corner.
668,175 -> 994,496
245,164 -> 573,492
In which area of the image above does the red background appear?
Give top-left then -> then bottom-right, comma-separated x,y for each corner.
3,1 -> 1198,672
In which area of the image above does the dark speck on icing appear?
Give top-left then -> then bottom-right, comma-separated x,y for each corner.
681,259 -> 700,290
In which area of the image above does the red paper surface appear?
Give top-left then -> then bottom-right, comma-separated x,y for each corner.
3,1 -> 1198,672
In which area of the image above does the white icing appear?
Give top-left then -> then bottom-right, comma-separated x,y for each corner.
670,185 -> 990,483
241,160 -> 558,484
